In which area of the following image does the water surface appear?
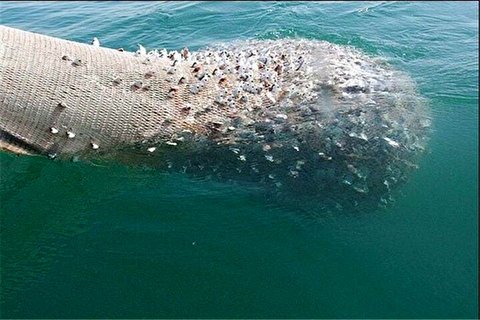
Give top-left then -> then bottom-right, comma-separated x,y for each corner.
0,1 -> 478,318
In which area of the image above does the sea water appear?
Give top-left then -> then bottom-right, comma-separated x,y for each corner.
0,1 -> 478,318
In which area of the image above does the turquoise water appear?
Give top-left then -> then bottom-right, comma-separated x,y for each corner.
0,1 -> 478,318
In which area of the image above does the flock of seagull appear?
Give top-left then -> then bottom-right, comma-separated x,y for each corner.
54,35 -> 429,209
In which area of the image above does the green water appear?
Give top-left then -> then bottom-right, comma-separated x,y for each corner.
0,1 -> 478,318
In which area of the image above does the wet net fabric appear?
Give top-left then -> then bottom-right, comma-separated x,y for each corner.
0,25 -> 430,209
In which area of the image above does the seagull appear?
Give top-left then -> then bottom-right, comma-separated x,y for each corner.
159,48 -> 168,57
136,44 -> 147,57
72,59 -> 82,67
147,49 -> 159,58
169,51 -> 181,62
181,47 -> 190,60
91,37 -> 100,47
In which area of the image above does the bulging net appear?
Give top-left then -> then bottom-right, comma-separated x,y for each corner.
0,26 -> 430,211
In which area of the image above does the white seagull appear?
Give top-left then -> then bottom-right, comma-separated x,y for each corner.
91,37 -> 100,47
136,44 -> 147,57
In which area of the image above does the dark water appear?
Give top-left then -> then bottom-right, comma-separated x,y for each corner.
0,1 -> 478,318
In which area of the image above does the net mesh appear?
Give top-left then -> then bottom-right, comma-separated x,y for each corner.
0,26 -> 430,210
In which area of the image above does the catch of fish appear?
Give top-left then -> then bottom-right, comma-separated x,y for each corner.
0,26 -> 431,211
